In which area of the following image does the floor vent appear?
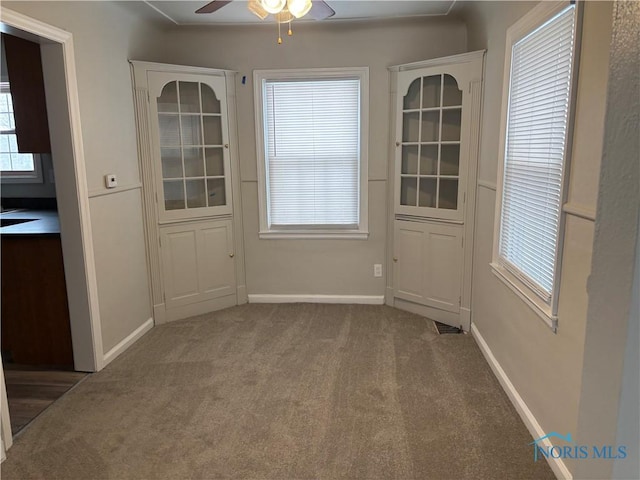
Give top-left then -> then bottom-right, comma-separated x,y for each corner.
433,321 -> 463,335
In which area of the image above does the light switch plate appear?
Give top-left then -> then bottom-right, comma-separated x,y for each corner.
105,174 -> 118,189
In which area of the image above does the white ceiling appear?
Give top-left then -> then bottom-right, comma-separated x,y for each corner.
143,1 -> 457,25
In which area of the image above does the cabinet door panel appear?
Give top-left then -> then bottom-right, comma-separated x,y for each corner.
199,222 -> 235,299
424,225 -> 462,313
394,220 -> 462,314
161,220 -> 235,309
161,229 -> 200,307
394,224 -> 425,304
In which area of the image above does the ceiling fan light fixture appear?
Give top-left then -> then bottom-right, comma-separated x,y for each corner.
260,0 -> 287,15
276,8 -> 294,23
248,0 -> 269,19
287,0 -> 312,18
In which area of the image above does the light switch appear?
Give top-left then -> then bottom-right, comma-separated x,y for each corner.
105,174 -> 118,189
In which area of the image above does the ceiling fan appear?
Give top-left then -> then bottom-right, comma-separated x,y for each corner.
195,0 -> 336,23
196,0 -> 335,43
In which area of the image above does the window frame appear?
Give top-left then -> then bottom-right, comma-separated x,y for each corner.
253,67 -> 369,239
491,0 -> 582,331
0,82 -> 43,184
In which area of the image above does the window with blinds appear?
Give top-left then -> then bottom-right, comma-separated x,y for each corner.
255,69 -> 368,237
494,3 -> 578,318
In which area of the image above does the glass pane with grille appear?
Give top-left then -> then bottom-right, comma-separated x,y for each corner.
158,82 -> 178,113
157,80 -> 227,212
201,84 -> 221,114
399,73 -> 462,211
179,82 -> 201,114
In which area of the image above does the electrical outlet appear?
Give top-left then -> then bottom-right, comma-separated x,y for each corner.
374,264 -> 383,277
105,174 -> 118,189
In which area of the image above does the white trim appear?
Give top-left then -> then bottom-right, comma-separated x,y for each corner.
259,230 -> 369,240
248,294 -> 385,305
471,324 -> 572,480
490,262 -> 558,332
0,154 -> 43,183
88,183 -> 142,198
153,303 -> 166,325
0,8 -> 103,372
0,361 -> 12,458
253,67 -> 369,238
389,50 -> 485,73
477,179 -> 497,191
142,1 -> 179,25
129,60 -> 235,79
562,202 -> 595,222
102,318 -> 153,367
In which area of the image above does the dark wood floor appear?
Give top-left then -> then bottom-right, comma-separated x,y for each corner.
3,365 -> 87,434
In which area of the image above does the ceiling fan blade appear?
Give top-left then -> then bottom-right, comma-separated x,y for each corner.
195,0 -> 233,14
308,1 -> 335,20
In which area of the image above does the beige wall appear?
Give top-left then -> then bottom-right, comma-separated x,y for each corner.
3,1 -> 166,353
462,0 -> 613,475
575,1 -> 639,477
159,18 -> 467,296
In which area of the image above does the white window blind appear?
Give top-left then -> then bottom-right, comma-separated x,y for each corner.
498,5 -> 576,301
263,78 -> 360,227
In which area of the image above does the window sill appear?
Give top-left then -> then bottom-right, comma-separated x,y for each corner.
259,229 -> 369,240
490,262 -> 558,332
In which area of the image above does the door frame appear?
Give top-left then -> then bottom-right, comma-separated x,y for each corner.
130,61 -> 248,324
0,8 -> 104,448
0,10 -> 104,369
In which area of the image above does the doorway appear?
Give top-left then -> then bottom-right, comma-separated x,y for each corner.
0,8 -> 102,451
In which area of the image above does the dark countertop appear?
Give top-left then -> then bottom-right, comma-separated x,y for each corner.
0,209 -> 60,235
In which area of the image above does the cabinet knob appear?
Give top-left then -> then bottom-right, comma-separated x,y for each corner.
393,257 -> 398,262
229,253 -> 235,258
395,141 -> 400,147
224,144 -> 229,149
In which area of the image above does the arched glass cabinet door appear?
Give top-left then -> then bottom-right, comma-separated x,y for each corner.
149,73 -> 232,220
397,72 -> 465,221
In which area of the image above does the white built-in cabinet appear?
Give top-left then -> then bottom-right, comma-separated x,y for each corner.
131,61 -> 246,324
389,52 -> 485,330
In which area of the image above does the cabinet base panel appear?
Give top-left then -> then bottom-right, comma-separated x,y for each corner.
154,294 -> 238,325
394,298 -> 467,331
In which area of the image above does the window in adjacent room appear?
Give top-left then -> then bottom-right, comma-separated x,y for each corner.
0,82 -> 41,183
492,1 -> 580,330
254,68 -> 369,239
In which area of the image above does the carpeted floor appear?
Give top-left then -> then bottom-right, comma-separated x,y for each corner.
1,304 -> 555,479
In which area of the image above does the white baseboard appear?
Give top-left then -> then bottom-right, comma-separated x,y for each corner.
471,324 -> 572,480
247,294 -> 385,305
102,318 -> 154,368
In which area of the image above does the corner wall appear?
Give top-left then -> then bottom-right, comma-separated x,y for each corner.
461,1 -> 613,476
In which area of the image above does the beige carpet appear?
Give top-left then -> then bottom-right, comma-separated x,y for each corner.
2,304 -> 555,479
